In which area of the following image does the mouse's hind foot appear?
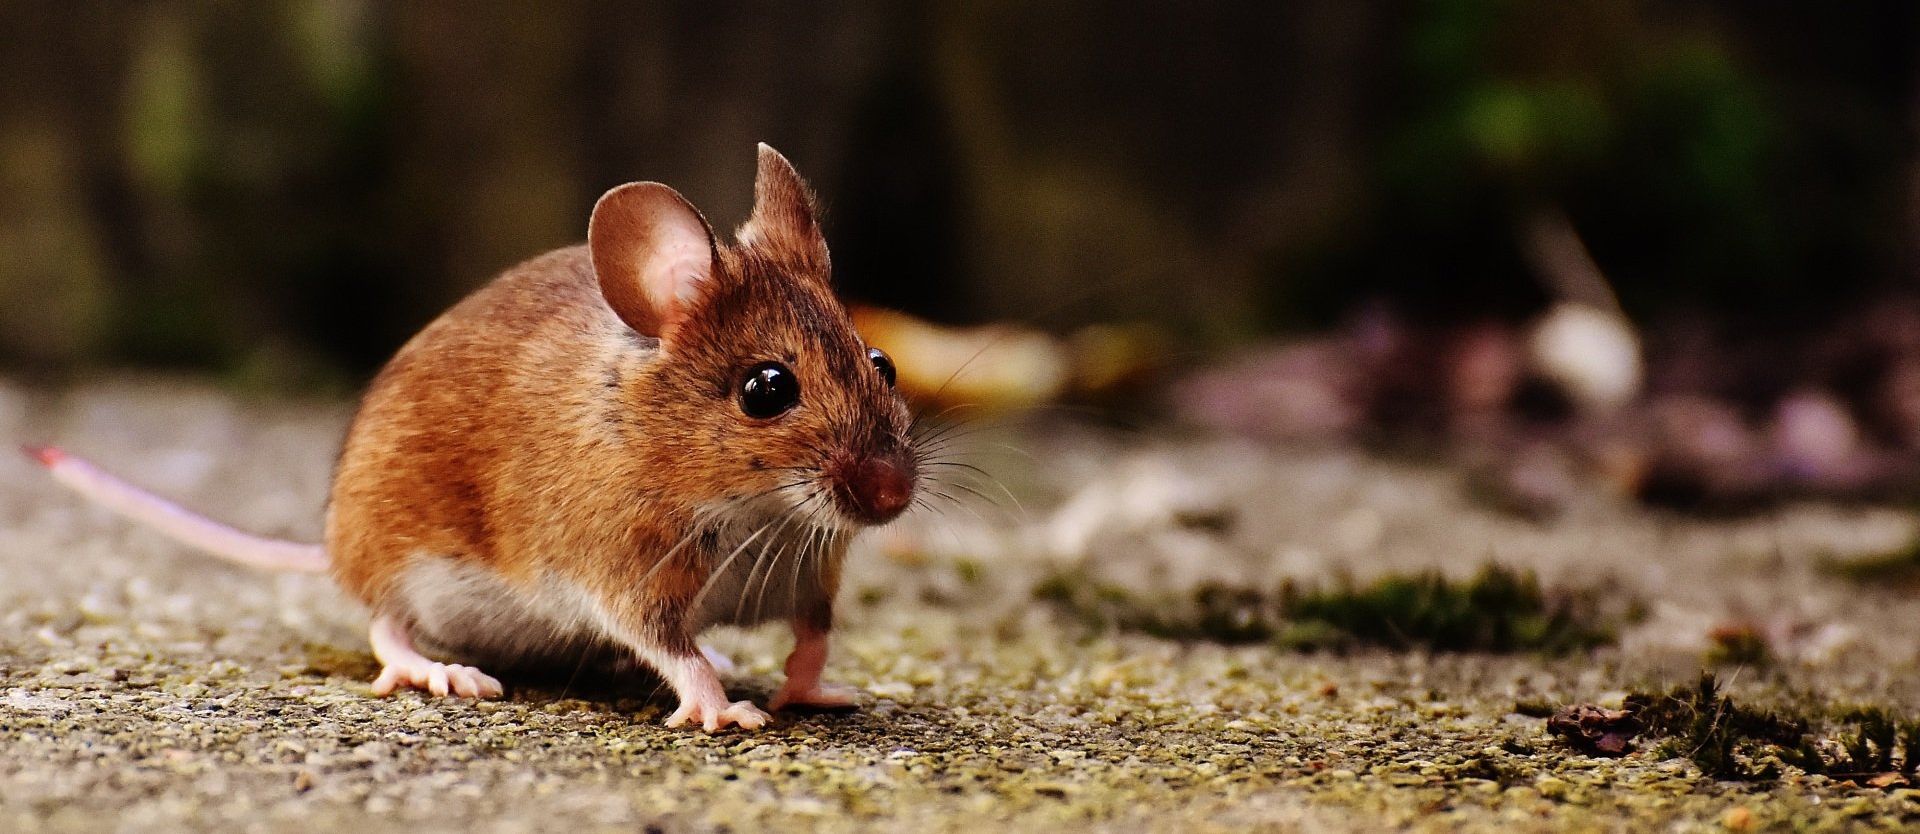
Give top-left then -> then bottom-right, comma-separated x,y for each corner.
665,694 -> 769,731
371,659 -> 503,699
366,614 -> 505,699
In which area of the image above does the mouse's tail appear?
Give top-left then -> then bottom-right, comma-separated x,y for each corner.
22,445 -> 330,574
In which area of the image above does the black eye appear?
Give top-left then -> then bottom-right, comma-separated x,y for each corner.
867,348 -> 896,387
739,362 -> 800,418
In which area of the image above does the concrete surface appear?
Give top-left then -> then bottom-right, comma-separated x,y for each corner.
4,379 -> 1920,832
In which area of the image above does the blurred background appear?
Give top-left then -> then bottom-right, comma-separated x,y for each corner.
4,1 -> 1920,510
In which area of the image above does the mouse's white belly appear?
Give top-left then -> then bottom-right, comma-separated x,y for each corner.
393,530 -> 837,669
394,557 -> 617,669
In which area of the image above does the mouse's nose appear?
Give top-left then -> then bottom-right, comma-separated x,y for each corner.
830,455 -> 915,524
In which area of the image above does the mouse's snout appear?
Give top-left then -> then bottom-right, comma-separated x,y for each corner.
827,453 -> 915,524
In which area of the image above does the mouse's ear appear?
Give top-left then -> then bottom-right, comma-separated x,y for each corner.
589,182 -> 718,342
737,143 -> 830,275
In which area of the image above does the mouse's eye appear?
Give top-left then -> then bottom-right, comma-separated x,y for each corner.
739,362 -> 800,418
867,348 -> 896,388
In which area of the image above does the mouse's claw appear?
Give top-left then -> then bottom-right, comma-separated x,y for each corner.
371,660 -> 504,699
665,695 -> 769,731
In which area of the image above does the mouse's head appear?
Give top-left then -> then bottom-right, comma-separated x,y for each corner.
590,144 -> 916,529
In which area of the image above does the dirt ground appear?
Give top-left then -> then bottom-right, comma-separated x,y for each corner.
4,379 -> 1920,833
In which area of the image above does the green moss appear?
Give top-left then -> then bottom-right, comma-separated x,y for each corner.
1035,564 -> 1617,654
1628,673 -> 1812,780
1828,706 -> 1920,778
1619,674 -> 1920,782
1283,565 -> 1614,653
298,643 -> 381,682
1825,535 -> 1920,586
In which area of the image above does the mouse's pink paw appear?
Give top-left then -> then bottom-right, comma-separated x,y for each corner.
371,660 -> 504,699
769,681 -> 860,711
665,695 -> 769,732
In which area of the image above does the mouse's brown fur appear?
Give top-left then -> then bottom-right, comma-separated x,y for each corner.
24,144 -> 913,730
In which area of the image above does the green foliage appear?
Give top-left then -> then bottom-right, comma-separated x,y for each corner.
1276,0 -> 1900,329
1036,564 -> 1615,655
1623,674 -> 1920,782
6,3 -> 1913,371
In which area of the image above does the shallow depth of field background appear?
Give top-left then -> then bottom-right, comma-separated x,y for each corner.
1,2 -> 1912,384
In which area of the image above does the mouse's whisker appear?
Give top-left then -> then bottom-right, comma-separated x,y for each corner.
732,500 -> 811,624
907,488 -> 989,557
912,435 -> 998,464
764,496 -> 831,624
978,441 -> 1039,463
915,460 -> 996,479
808,521 -> 848,598
912,400 -> 987,428
635,515 -> 719,589
908,402 -> 981,437
909,495 -> 962,528
691,518 -> 780,615
911,399 -> 979,424
917,467 -> 1029,530
913,425 -> 1003,455
921,486 -> 994,528
940,478 -> 1029,522
763,492 -> 836,624
739,538 -> 791,626
922,322 -> 1034,404
752,503 -> 818,624
709,476 -> 823,526
785,530 -> 810,627
739,478 -> 818,503
910,415 -> 979,448
735,490 -> 828,624
924,462 -> 1027,521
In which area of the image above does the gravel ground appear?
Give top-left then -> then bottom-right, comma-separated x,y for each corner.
4,378 -> 1920,832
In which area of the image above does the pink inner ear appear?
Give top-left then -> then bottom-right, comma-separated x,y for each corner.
588,182 -> 716,340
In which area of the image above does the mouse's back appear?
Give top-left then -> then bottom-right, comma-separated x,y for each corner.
325,244 -> 644,611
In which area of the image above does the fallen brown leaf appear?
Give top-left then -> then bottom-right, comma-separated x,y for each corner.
1546,704 -> 1643,757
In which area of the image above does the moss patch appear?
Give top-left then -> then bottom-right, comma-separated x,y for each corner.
297,642 -> 382,682
1038,564 -> 1619,654
1826,534 -> 1920,586
1540,674 -> 1920,784
1627,673 -> 1820,780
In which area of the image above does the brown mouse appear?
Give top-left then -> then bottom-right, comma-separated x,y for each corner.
25,144 -> 918,731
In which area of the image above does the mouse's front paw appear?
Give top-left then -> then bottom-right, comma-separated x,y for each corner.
769,681 -> 860,711
665,695 -> 770,731
371,660 -> 504,699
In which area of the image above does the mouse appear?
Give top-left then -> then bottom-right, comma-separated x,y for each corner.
24,143 -> 919,732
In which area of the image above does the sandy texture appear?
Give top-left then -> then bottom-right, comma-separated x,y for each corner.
4,379 -> 1920,832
